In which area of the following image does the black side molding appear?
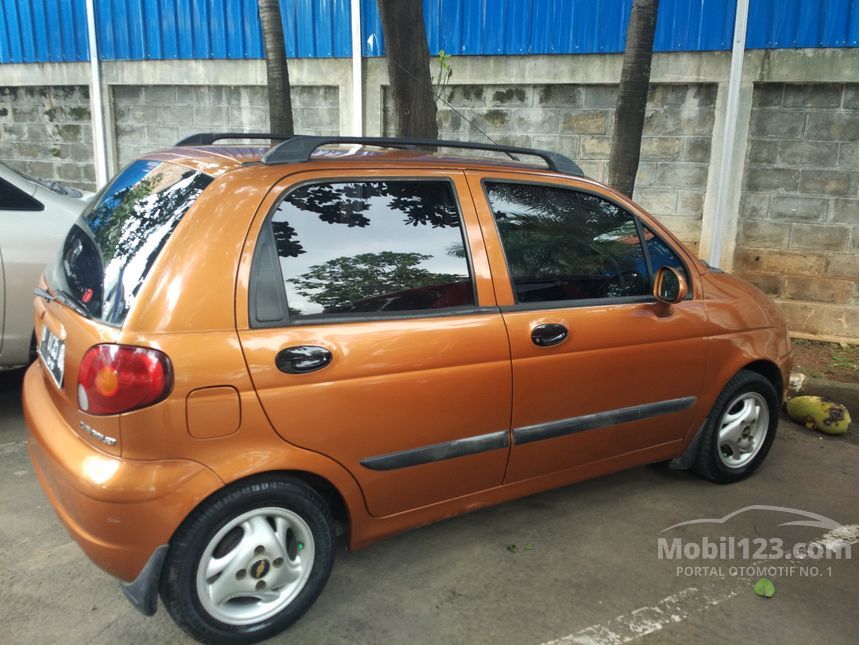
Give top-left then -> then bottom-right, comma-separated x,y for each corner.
514,397 -> 697,445
120,544 -> 169,617
361,430 -> 509,471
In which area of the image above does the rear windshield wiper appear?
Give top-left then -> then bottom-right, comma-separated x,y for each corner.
34,287 -> 93,320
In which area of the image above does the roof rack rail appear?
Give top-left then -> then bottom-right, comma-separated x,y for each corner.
260,135 -> 584,176
175,132 -> 295,146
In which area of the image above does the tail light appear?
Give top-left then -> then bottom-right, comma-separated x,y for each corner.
77,344 -> 172,415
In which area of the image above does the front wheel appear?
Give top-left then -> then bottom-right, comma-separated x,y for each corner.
160,477 -> 336,644
693,370 -> 779,484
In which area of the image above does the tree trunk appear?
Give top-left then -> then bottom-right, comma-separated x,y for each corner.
258,0 -> 294,135
607,0 -> 660,197
378,0 -> 438,139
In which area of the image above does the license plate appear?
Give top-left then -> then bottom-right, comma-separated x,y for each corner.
38,326 -> 65,389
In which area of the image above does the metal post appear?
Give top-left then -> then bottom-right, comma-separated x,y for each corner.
85,0 -> 109,188
708,0 -> 750,267
350,0 -> 363,136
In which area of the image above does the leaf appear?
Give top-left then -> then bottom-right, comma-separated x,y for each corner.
506,544 -> 517,553
524,544 -> 533,551
753,577 -> 775,598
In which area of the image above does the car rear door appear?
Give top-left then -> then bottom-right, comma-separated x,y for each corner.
467,171 -> 709,483
237,169 -> 512,517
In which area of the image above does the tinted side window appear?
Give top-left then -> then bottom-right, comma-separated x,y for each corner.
0,177 -> 43,211
485,182 -> 649,304
643,225 -> 689,283
270,180 -> 474,318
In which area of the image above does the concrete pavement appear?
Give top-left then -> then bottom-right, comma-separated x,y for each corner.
1,367 -> 856,644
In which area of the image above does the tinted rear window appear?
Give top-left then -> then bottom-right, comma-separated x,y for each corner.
0,176 -> 42,211
47,159 -> 213,325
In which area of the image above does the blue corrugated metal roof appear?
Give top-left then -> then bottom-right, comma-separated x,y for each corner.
362,0 -> 857,56
0,0 -> 856,64
0,0 -> 90,63
95,0 -> 351,60
746,0 -> 859,48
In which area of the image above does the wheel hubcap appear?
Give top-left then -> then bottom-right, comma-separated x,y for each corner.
717,392 -> 769,469
196,507 -> 315,625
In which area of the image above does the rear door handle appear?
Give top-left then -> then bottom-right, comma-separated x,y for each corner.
531,323 -> 568,347
276,346 -> 333,374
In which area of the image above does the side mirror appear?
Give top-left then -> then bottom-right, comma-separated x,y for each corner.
653,266 -> 688,305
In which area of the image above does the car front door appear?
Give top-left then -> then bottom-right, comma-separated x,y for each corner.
467,172 -> 709,483
237,169 -> 512,517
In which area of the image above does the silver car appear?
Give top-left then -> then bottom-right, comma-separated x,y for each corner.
0,162 -> 91,367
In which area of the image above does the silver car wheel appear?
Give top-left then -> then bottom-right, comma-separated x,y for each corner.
195,506 -> 315,626
717,391 -> 769,469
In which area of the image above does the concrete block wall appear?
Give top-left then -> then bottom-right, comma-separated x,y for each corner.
0,50 -> 856,339
113,84 -> 339,167
734,82 -> 858,339
0,86 -> 95,190
384,83 -> 717,254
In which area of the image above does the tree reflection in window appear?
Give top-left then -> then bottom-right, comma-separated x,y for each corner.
70,160 -> 213,323
292,251 -> 465,313
485,182 -> 649,303
270,181 -> 473,317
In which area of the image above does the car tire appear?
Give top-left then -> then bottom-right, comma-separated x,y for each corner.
693,369 -> 779,484
160,476 -> 336,644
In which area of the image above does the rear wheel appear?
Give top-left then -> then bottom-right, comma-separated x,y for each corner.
693,370 -> 779,484
160,477 -> 336,644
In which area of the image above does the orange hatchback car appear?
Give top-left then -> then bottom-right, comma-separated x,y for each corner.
24,134 -> 791,643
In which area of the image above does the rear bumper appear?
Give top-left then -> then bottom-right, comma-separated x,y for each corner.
23,362 -> 223,582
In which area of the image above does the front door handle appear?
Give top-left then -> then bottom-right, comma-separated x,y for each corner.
531,323 -> 568,347
276,346 -> 333,374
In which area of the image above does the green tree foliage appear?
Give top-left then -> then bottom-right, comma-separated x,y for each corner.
290,251 -> 462,311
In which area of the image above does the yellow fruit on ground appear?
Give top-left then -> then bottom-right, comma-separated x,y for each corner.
786,396 -> 851,435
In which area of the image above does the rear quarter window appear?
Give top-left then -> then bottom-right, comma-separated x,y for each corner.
48,159 -> 213,325
0,176 -> 43,211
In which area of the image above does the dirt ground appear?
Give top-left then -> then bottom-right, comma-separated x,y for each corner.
791,338 -> 859,383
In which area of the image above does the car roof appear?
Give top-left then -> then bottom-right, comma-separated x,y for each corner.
141,135 -> 586,179
142,145 -> 269,175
